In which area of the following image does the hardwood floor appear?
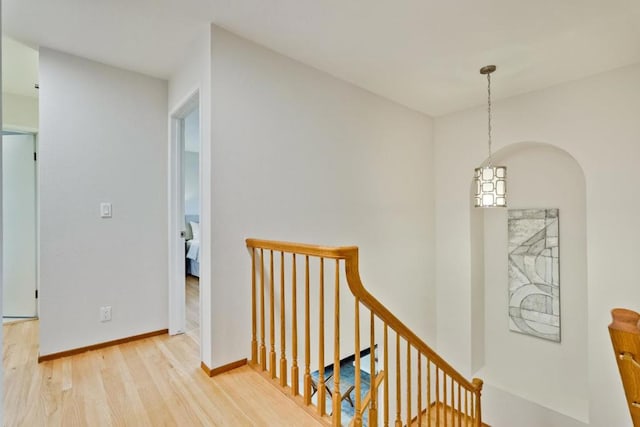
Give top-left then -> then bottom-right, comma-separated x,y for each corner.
3,320 -> 324,426
186,274 -> 199,343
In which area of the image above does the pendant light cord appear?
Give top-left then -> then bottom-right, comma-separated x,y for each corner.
487,72 -> 492,166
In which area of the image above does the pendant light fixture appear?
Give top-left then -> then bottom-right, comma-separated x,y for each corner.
474,65 -> 507,208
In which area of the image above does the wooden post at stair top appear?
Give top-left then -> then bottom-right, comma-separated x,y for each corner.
369,310 -> 378,427
260,249 -> 266,371
269,250 -> 276,379
291,253 -> 299,396
332,259 -> 342,427
406,342 -> 411,426
384,324 -> 389,427
251,247 -> 257,364
354,297 -> 362,427
279,251 -> 287,387
395,333 -> 401,427
304,255 -> 312,405
472,378 -> 483,427
317,257 -> 327,416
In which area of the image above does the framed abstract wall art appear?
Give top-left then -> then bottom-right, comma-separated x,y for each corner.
508,208 -> 560,342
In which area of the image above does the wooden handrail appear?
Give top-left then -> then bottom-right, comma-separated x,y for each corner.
246,238 -> 483,426
246,238 -> 358,259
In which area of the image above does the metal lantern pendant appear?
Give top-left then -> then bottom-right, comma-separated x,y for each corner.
475,165 -> 506,207
474,65 -> 507,208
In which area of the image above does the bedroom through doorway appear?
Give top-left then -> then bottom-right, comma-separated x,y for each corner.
182,105 -> 200,343
169,91 -> 201,351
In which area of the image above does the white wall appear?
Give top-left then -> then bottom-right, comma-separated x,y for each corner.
38,48 -> 168,356
482,384 -> 589,427
209,25 -> 435,369
2,92 -> 38,131
434,63 -> 640,426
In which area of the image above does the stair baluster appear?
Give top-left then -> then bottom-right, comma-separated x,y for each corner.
251,248 -> 257,364
318,257 -> 326,416
280,251 -> 287,387
333,259 -> 341,427
260,248 -> 266,371
291,253 -> 299,396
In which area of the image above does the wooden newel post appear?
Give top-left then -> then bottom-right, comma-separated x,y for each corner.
472,378 -> 484,427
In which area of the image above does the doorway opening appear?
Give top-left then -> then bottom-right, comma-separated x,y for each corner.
3,130 -> 38,322
183,106 -> 201,342
2,36 -> 40,325
169,92 -> 201,350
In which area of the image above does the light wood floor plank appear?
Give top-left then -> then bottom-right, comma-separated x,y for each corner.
4,319 -> 324,427
186,275 -> 199,343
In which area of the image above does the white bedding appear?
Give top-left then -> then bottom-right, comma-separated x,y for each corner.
186,239 -> 200,262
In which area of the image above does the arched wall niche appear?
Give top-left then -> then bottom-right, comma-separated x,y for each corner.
469,141 -> 589,423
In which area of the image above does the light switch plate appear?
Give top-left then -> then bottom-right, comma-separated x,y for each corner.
100,202 -> 112,218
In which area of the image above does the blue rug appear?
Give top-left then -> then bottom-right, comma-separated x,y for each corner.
311,361 -> 372,426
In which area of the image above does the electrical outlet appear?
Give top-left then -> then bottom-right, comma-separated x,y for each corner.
100,306 -> 112,322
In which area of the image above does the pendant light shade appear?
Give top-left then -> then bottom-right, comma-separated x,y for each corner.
474,165 -> 507,207
474,65 -> 507,208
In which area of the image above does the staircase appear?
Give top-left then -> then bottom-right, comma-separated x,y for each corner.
246,239 -> 484,427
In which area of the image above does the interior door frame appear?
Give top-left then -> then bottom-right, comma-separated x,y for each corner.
2,128 -> 39,319
168,90 -> 200,337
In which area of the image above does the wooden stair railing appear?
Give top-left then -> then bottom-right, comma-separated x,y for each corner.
246,239 -> 484,427
609,308 -> 640,426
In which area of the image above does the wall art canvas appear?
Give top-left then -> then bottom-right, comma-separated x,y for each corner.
508,208 -> 560,342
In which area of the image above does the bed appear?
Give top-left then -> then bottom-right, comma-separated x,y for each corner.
185,214 -> 200,277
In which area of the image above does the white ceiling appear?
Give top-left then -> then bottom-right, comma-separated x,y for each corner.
3,0 -> 640,116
